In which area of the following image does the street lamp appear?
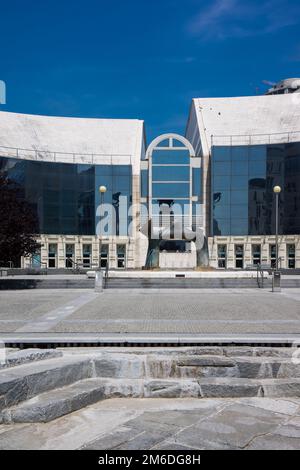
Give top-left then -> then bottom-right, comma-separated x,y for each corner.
99,185 -> 107,269
273,185 -> 281,271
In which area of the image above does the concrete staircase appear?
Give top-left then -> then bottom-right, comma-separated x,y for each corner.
1,347 -> 300,424
1,275 -> 300,290
104,277 -> 300,289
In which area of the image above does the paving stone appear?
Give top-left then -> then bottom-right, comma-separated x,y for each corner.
152,440 -> 199,450
246,433 -> 300,450
81,426 -> 142,450
116,430 -> 172,450
176,403 -> 285,449
130,409 -> 215,428
237,398 -> 300,416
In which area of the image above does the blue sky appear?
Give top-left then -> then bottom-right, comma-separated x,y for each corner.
0,0 -> 299,142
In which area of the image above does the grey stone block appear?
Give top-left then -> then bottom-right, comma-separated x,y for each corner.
94,356 -> 144,379
0,375 -> 29,408
277,362 -> 300,379
177,355 -> 236,367
199,378 -> 261,398
1,378 -> 107,423
0,349 -> 63,370
262,379 -> 300,397
144,379 -> 200,398
175,365 -> 239,379
24,359 -> 94,398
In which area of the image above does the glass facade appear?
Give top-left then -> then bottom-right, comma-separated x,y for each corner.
0,157 -> 132,236
212,142 -> 300,236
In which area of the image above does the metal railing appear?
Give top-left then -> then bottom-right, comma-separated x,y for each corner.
211,130 -> 300,147
29,256 -> 48,271
0,144 -> 133,165
0,260 -> 14,269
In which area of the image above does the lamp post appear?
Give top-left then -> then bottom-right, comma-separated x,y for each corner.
98,185 -> 107,269
273,185 -> 281,271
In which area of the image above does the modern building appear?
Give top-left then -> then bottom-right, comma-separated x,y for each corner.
0,112 -> 147,269
185,91 -> 300,269
0,80 -> 299,270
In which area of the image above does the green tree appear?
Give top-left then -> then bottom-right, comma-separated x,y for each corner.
0,175 -> 41,267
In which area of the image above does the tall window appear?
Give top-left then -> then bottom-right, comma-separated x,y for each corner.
287,244 -> 295,269
269,244 -> 276,268
82,244 -> 92,268
146,134 -> 201,236
65,244 -> 75,268
117,244 -> 126,268
217,244 -> 227,268
48,243 -> 57,268
100,244 -> 109,268
235,244 -> 244,269
252,244 -> 261,265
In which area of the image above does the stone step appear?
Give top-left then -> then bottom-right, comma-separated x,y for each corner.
92,354 -> 300,380
0,279 -> 93,290
0,355 -> 93,410
0,378 -> 107,424
2,375 -> 300,424
105,278 -> 300,289
0,349 -> 62,370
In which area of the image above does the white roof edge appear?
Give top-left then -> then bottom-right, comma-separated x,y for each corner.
0,111 -> 145,168
188,94 -> 300,152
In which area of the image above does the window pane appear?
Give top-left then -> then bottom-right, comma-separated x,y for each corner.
152,149 -> 190,164
152,165 -> 190,181
152,183 -> 190,198
213,146 -> 231,161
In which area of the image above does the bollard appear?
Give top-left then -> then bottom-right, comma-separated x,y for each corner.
272,270 -> 281,292
94,270 -> 103,292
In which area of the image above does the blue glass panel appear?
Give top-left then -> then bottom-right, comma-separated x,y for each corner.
249,160 -> 266,178
213,190 -> 230,205
249,145 -> 266,161
192,168 -> 201,196
152,149 -> 190,164
214,161 -> 231,175
231,160 -> 248,175
230,205 -> 248,218
213,174 -> 231,190
141,169 -> 148,197
232,146 -> 248,161
231,175 -> 249,190
152,183 -> 190,199
214,205 -> 230,218
213,146 -> 231,161
152,165 -> 190,181
213,218 -> 230,235
230,190 -> 248,205
230,219 -> 248,235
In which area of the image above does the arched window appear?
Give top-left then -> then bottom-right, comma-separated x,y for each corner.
145,133 -> 201,232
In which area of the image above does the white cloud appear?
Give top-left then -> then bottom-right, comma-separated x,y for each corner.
186,0 -> 300,40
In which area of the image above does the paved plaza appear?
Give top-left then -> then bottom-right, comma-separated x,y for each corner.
0,288 -> 300,337
1,397 -> 300,450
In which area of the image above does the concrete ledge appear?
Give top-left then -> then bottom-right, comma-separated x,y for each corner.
87,270 -> 268,279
